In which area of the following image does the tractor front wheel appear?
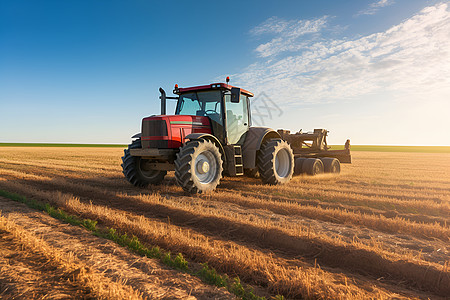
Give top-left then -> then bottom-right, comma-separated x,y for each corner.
257,139 -> 294,185
175,139 -> 223,193
121,139 -> 166,187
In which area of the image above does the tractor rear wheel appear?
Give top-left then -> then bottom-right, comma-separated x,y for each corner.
303,158 -> 324,176
175,139 -> 223,193
257,139 -> 294,185
321,158 -> 341,174
121,139 -> 166,187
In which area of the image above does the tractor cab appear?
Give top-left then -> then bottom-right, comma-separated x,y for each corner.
173,83 -> 253,145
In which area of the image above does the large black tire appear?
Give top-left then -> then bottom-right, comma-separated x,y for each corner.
321,157 -> 341,174
303,158 -> 324,176
257,139 -> 294,185
121,139 -> 166,187
174,139 -> 223,193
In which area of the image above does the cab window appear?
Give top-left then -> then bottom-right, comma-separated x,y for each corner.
225,94 -> 249,144
176,91 -> 222,124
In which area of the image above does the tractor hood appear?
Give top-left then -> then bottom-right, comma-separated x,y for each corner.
141,115 -> 212,149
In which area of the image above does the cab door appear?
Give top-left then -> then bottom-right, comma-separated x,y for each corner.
224,94 -> 249,144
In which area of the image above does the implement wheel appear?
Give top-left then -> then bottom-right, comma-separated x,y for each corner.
175,139 -> 223,193
321,158 -> 341,174
121,139 -> 166,187
294,157 -> 307,175
257,139 -> 294,185
303,158 -> 324,176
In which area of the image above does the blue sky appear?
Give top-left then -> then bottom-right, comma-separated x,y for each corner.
1,0 -> 449,145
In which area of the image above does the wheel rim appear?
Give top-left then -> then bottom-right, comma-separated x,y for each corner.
195,151 -> 217,184
314,162 -> 321,174
332,161 -> 340,173
275,148 -> 291,178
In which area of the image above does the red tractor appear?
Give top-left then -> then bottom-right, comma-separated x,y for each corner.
122,79 -> 351,193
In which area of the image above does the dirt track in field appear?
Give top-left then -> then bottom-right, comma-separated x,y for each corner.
0,196 -> 232,300
0,147 -> 449,299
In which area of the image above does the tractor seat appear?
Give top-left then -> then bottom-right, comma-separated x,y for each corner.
227,110 -> 237,125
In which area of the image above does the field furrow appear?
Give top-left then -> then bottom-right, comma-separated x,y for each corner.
219,181 -> 449,218
218,187 -> 449,226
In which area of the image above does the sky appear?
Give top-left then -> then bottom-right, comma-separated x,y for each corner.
1,0 -> 449,145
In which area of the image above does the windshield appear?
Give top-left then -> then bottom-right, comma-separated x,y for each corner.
176,91 -> 222,124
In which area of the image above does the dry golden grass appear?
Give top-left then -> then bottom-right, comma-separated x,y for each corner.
0,213 -> 143,300
0,147 -> 449,299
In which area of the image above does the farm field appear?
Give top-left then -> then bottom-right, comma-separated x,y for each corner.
0,147 -> 449,299
2,143 -> 450,153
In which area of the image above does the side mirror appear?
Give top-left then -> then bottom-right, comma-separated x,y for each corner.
231,87 -> 240,103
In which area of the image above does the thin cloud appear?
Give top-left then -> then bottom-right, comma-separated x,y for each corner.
250,16 -> 329,57
357,0 -> 395,16
230,3 -> 450,106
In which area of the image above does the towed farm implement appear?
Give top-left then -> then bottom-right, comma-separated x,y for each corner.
122,78 -> 351,193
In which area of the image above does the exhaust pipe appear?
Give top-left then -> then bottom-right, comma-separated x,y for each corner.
158,87 -> 179,115
159,87 -> 166,115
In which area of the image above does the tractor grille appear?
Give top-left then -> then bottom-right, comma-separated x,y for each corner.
141,119 -> 168,148
143,119 -> 168,136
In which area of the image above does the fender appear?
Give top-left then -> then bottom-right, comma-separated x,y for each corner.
185,133 -> 225,157
242,127 -> 281,169
131,133 -> 142,139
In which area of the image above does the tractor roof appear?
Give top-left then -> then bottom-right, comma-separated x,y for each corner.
174,83 -> 254,97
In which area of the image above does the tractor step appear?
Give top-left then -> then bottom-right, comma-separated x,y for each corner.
233,145 -> 244,176
225,145 -> 244,176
